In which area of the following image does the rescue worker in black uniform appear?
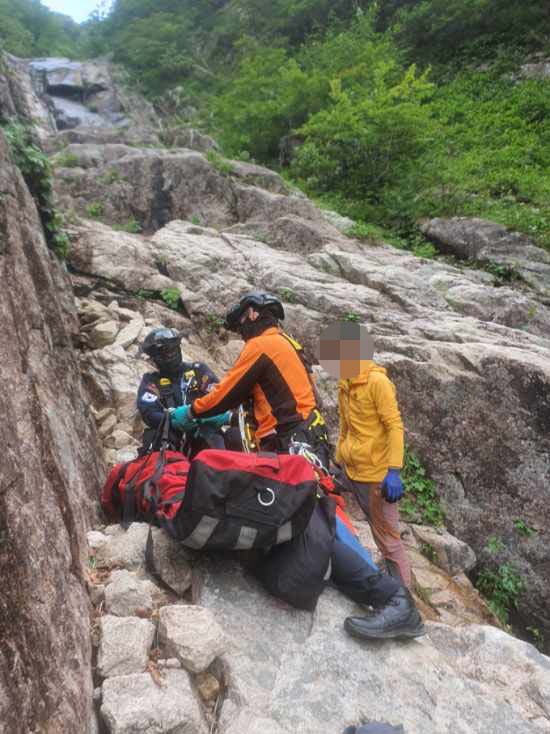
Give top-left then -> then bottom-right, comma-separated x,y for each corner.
137,327 -> 231,457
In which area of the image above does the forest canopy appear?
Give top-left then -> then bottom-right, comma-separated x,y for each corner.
1,0 -> 549,248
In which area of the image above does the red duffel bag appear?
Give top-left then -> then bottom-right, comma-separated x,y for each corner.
101,449 -> 190,527
161,449 -> 318,551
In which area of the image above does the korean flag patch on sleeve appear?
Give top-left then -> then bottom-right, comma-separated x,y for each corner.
141,392 -> 158,403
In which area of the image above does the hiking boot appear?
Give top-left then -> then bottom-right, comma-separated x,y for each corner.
344,587 -> 425,641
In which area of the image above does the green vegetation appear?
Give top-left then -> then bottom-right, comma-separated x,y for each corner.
3,0 -> 549,254
401,448 -> 445,526
99,169 -> 125,185
206,150 -> 233,176
476,562 -> 524,625
206,314 -> 225,333
279,287 -> 298,303
3,122 -> 69,258
526,625 -> 544,651
343,312 -> 361,323
160,287 -> 181,311
113,218 -> 142,233
0,0 -> 81,57
485,536 -> 505,555
420,542 -> 438,564
513,519 -> 537,538
54,151 -> 80,168
86,201 -> 105,219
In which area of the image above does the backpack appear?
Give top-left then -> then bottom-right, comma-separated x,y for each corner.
252,494 -> 336,610
162,449 -> 318,551
101,448 -> 191,527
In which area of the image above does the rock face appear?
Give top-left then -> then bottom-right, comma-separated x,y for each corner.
421,216 -> 550,299
0,130 -> 105,732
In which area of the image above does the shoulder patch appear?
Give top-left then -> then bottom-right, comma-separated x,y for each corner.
141,391 -> 158,403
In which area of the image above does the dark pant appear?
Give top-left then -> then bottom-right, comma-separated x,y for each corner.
331,517 -> 400,607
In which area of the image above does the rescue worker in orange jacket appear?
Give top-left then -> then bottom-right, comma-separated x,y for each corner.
171,292 -> 330,467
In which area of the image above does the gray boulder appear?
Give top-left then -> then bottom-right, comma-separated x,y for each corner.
101,670 -> 208,734
410,524 -> 477,575
158,605 -> 226,673
421,217 -> 550,298
98,615 -> 155,679
104,570 -> 154,617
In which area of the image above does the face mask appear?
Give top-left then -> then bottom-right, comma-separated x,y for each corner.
153,344 -> 183,374
238,311 -> 278,341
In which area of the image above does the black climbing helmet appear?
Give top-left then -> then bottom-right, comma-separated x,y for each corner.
224,291 -> 285,332
140,327 -> 182,371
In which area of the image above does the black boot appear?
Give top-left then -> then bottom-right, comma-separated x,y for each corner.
344,587 -> 425,640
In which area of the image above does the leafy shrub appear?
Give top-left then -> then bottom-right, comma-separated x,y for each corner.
401,448 -> 445,526
3,122 -> 69,258
513,519 -> 536,538
206,150 -> 233,176
54,151 -> 80,168
279,287 -> 298,303
206,314 -> 225,333
113,218 -> 142,233
476,562 -> 524,625
86,201 -> 105,219
343,312 -> 361,323
160,288 -> 181,311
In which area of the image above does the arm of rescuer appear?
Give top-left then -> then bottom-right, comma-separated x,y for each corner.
370,373 -> 404,469
190,340 -> 266,419
137,374 -> 164,428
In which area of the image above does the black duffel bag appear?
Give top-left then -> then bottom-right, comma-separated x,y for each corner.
161,449 -> 318,551
252,495 -> 336,611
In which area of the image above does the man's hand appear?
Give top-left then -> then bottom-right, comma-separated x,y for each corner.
381,468 -> 404,503
170,405 -> 196,431
196,411 -> 232,430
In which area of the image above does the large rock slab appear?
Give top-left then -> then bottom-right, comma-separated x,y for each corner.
101,670 -> 208,734
199,559 -> 550,734
421,217 -> 550,298
0,128 -> 104,732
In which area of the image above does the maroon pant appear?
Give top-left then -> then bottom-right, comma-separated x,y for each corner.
344,474 -> 412,588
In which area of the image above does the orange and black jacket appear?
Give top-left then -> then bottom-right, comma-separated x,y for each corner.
191,327 -> 316,441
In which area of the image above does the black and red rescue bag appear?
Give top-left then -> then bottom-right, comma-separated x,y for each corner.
252,494 -> 336,610
162,449 -> 317,550
101,449 -> 190,526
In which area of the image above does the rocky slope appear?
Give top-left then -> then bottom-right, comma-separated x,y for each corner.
1,54 -> 549,733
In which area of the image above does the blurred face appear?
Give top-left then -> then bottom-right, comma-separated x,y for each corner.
318,322 -> 374,379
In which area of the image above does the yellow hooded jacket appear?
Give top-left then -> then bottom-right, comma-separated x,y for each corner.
335,362 -> 404,483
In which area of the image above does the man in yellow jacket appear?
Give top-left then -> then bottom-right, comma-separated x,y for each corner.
321,322 -> 412,588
